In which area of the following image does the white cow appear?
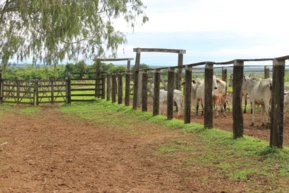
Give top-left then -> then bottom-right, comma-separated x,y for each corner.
229,74 -> 253,113
148,86 -> 183,117
245,77 -> 272,126
189,75 -> 220,115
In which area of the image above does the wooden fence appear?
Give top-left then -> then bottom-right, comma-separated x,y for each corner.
94,48 -> 287,149
0,72 -> 104,105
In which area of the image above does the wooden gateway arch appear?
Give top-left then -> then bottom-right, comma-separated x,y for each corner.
132,48 -> 186,109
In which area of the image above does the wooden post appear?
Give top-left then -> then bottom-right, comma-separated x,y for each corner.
204,63 -> 214,129
106,73 -> 111,101
153,70 -> 160,116
133,48 -> 141,109
270,59 -> 285,148
0,71 -> 2,103
125,71 -> 130,106
264,65 -> 270,79
233,60 -> 244,139
51,79 -> 54,104
142,70 -> 148,111
137,71 -> 143,106
102,74 -> 106,99
34,80 -> 38,106
184,66 -> 192,124
127,60 -> 131,71
95,59 -> 101,97
222,67 -> 228,95
167,68 -> 175,120
112,73 -> 117,103
117,72 -> 123,104
177,53 -> 184,90
17,79 -> 20,104
66,73 -> 71,104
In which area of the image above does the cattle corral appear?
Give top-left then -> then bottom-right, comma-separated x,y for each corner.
1,48 -> 289,149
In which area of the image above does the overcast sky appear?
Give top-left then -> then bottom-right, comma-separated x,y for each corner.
113,0 -> 289,66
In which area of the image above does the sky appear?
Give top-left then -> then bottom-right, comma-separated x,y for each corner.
112,0 -> 289,67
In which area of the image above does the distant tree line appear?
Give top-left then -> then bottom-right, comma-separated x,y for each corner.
1,61 -> 149,80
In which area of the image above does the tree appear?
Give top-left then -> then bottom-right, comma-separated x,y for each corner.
0,0 -> 148,69
130,63 -> 149,71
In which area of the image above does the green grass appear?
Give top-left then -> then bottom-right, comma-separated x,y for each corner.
56,99 -> 289,192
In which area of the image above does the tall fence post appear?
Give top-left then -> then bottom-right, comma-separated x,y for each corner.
184,66 -> 192,124
153,70 -> 160,116
125,71 -> 130,106
204,63 -> 214,129
112,73 -> 117,103
95,59 -> 100,98
133,48 -> 141,109
167,68 -> 175,120
233,60 -> 244,139
142,70 -> 148,112
106,73 -> 111,101
117,72 -> 123,104
66,73 -> 71,104
270,59 -> 285,148
264,65 -> 270,79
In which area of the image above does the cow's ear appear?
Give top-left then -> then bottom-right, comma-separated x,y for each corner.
192,80 -> 196,84
216,79 -> 220,83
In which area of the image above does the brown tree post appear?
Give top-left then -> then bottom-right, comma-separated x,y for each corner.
222,67 -> 227,83
51,79 -> 54,103
184,66 -> 192,124
142,70 -> 148,112
117,72 -> 123,104
153,70 -> 160,116
111,73 -> 117,103
34,80 -> 38,106
106,73 -> 111,101
176,51 -> 185,89
204,63 -> 214,129
133,48 -> 141,109
125,71 -> 131,106
270,59 -> 285,148
233,60 -> 244,139
167,67 -> 175,120
264,65 -> 270,79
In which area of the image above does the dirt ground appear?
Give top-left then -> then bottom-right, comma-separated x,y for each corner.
0,100 -> 288,193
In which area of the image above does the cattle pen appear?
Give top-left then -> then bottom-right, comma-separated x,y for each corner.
95,48 -> 287,149
0,48 -> 288,149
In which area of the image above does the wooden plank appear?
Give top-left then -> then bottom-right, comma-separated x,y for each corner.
264,66 -> 270,78
133,48 -> 186,54
270,59 -> 285,148
204,63 -> 214,129
184,66 -> 192,124
71,88 -> 96,91
167,68 -> 175,120
94,58 -> 134,62
233,60 -> 244,139
71,94 -> 96,97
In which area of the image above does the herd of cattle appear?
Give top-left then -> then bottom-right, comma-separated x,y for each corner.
148,73 -> 289,127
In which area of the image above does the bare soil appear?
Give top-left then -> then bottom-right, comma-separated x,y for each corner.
0,101 -> 288,193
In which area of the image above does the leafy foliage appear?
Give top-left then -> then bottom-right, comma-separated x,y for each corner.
0,0 -> 148,68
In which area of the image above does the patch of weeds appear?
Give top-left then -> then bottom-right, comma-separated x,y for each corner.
216,163 -> 232,171
201,177 -> 209,183
159,144 -> 178,154
279,164 -> 289,177
229,169 -> 260,181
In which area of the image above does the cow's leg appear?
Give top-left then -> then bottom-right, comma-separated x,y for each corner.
243,94 -> 247,113
261,105 -> 265,126
250,101 -> 255,126
176,101 -> 182,117
196,100 -> 199,115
